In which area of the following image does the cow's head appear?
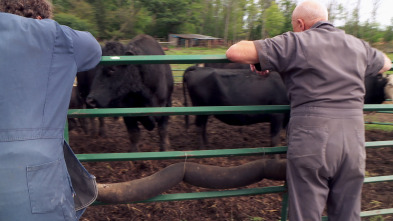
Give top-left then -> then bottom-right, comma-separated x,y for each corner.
364,73 -> 388,104
86,41 -> 142,108
384,74 -> 393,101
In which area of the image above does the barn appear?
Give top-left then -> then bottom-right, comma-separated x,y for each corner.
168,34 -> 223,48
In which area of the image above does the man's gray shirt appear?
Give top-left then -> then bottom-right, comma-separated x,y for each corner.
254,21 -> 384,109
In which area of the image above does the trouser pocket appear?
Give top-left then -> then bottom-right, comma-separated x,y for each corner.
27,159 -> 66,214
288,124 -> 328,169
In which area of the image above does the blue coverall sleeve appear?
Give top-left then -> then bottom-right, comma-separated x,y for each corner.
62,26 -> 102,72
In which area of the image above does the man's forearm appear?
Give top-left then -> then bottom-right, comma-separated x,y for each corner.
226,40 -> 259,64
379,53 -> 392,73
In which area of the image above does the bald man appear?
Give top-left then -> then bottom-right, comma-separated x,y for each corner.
226,0 -> 391,220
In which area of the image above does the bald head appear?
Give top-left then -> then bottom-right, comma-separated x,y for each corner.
291,0 -> 328,32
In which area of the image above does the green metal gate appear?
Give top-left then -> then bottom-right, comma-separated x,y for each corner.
66,55 -> 393,220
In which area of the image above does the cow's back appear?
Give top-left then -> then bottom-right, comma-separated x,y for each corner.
184,67 -> 288,106
204,63 -> 250,69
184,67 -> 289,125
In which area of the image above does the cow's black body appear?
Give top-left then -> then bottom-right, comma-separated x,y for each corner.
204,63 -> 250,69
68,86 -> 88,133
183,66 -> 289,148
77,66 -> 106,136
87,35 -> 174,152
364,74 -> 388,104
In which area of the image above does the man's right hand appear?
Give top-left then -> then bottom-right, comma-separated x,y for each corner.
250,64 -> 270,76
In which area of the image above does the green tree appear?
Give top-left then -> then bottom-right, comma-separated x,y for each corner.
52,0 -> 73,12
177,0 -> 204,34
103,0 -> 152,40
54,13 -> 97,36
48,0 -> 390,45
278,0 -> 296,33
245,0 -> 261,40
213,0 -> 224,38
259,0 -> 274,38
199,0 -> 216,35
230,0 -> 248,41
264,1 -> 285,37
384,19 -> 393,42
140,0 -> 202,38
361,21 -> 383,43
344,0 -> 361,37
92,0 -> 109,39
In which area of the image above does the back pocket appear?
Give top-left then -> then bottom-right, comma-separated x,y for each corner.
27,159 -> 65,213
288,125 -> 328,169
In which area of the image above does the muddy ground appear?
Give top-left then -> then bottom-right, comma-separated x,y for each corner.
69,84 -> 393,221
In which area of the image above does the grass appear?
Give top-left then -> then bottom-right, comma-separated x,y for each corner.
165,46 -> 228,83
369,215 -> 386,221
364,112 -> 393,132
365,124 -> 393,132
165,46 -> 228,55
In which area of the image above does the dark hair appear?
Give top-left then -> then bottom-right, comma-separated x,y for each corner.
0,0 -> 53,19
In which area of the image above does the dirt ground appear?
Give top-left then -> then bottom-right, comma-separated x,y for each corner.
69,84 -> 393,221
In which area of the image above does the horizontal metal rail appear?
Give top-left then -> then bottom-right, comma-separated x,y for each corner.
100,54 -> 230,65
68,104 -> 393,118
100,55 -> 393,69
322,208 -> 393,220
77,146 -> 287,162
76,141 -> 393,162
365,121 -> 393,126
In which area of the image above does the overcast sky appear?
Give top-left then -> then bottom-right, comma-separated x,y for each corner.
306,0 -> 393,27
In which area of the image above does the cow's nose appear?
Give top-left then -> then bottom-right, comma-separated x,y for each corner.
86,96 -> 97,108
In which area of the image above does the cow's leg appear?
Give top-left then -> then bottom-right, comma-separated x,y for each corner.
157,116 -> 170,152
98,117 -> 106,137
123,117 -> 141,152
89,117 -> 97,136
68,118 -> 77,132
269,114 -> 284,147
78,117 -> 89,135
195,115 -> 209,149
270,114 -> 285,159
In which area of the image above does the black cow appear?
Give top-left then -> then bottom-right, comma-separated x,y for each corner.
68,86 -> 88,133
77,67 -> 106,137
183,66 -> 289,148
86,34 -> 174,152
384,74 -> 393,101
183,66 -> 389,149
365,73 -> 389,104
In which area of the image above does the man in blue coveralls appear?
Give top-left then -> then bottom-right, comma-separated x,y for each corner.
226,0 -> 391,220
0,0 -> 102,220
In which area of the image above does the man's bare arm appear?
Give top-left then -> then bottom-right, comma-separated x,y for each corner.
379,53 -> 392,73
226,41 -> 259,64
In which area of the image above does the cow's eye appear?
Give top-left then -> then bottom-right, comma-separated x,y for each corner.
105,66 -> 116,76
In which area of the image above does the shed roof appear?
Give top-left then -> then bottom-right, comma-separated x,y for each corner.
170,34 -> 221,40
